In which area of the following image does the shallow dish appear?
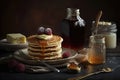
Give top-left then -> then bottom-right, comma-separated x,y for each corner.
14,48 -> 78,67
0,39 -> 28,51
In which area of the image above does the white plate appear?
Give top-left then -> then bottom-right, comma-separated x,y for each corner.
0,39 -> 28,51
14,48 -> 78,67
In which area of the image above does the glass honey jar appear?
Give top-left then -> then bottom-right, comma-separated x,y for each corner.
88,35 -> 106,64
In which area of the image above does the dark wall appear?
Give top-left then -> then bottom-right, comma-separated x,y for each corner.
0,0 -> 120,40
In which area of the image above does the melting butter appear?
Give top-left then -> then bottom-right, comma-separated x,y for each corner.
36,34 -> 53,40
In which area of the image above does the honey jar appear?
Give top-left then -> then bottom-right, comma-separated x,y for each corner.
88,35 -> 106,64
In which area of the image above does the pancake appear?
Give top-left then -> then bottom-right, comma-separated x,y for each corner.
28,49 -> 62,56
28,44 -> 61,51
27,35 -> 63,60
27,35 -> 63,47
28,52 -> 62,60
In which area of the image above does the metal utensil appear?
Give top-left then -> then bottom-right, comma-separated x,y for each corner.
40,60 -> 60,72
68,65 -> 120,80
25,65 -> 50,73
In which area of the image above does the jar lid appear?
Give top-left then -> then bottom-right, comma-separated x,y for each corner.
67,8 -> 80,16
92,21 -> 117,33
91,35 -> 105,43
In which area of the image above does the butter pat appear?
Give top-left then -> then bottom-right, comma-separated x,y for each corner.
36,34 -> 53,40
6,33 -> 26,44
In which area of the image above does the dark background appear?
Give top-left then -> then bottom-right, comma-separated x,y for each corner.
0,0 -> 120,42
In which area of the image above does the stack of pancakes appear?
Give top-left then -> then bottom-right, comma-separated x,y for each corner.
27,35 -> 63,60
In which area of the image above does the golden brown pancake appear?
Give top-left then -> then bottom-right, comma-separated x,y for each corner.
27,35 -> 63,60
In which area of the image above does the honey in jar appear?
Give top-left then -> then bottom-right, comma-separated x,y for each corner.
88,35 -> 106,64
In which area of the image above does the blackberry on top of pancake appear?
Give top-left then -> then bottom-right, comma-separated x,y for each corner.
27,27 -> 63,60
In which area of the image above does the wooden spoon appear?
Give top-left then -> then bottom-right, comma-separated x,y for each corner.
94,10 -> 103,35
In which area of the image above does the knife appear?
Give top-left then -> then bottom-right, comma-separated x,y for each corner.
40,60 -> 60,72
